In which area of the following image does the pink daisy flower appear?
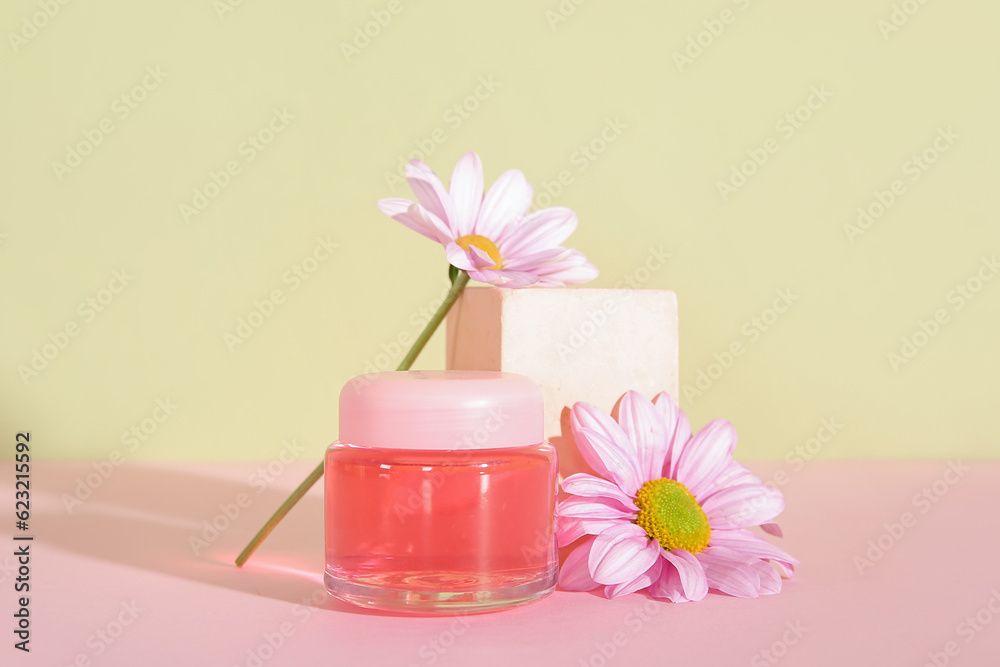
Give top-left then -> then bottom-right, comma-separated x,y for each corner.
377,151 -> 598,287
557,391 -> 798,601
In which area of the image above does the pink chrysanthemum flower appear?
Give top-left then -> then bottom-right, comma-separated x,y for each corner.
557,391 -> 798,601
377,151 -> 598,287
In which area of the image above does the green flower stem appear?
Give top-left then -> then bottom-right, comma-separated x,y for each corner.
235,270 -> 471,567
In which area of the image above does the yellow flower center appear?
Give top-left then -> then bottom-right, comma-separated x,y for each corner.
634,478 -> 711,554
455,234 -> 503,270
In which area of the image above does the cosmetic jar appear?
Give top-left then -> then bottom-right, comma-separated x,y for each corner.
324,370 -> 558,613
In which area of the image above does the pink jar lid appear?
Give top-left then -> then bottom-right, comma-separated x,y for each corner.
339,370 -> 543,450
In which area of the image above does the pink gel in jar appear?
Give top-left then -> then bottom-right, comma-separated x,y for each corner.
324,370 -> 558,613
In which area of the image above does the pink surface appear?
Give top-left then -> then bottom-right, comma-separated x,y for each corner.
4,460 -> 999,666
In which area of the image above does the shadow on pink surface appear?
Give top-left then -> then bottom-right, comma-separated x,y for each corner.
33,461 -> 407,615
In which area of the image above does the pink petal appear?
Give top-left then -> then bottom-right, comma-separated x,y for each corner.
557,517 -> 619,547
406,203 -> 456,245
605,558 -> 663,599
570,402 -> 642,495
589,523 -> 660,586
498,206 -> 577,258
405,161 -> 457,233
573,428 -> 644,497
531,250 -> 599,286
556,496 -> 635,521
674,419 -> 737,498
559,538 -> 600,591
661,549 -> 709,602
708,529 -> 798,577
752,561 -> 782,595
467,244 -> 497,269
617,391 -> 669,482
376,197 -> 413,217
698,546 -> 760,598
702,483 -> 785,530
475,169 -> 533,239
707,461 -> 763,493
377,198 -> 450,244
561,473 -> 638,512
467,268 -> 538,288
652,392 -> 691,480
445,242 -> 477,271
501,246 -> 573,272
760,522 -> 784,538
448,151 -> 483,237
649,559 -> 689,603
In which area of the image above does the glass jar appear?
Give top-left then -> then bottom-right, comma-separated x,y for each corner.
324,370 -> 558,613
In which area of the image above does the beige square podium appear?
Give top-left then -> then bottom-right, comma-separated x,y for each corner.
446,287 -> 679,478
